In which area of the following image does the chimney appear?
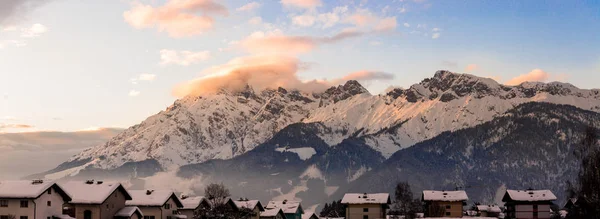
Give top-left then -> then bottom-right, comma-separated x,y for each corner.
363,193 -> 368,199
32,179 -> 44,184
283,200 -> 287,204
146,190 -> 154,195
181,195 -> 188,200
97,181 -> 104,185
85,180 -> 95,184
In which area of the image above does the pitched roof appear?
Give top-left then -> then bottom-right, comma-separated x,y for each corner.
60,181 -> 131,204
476,205 -> 502,213
115,207 -> 144,218
266,200 -> 304,214
341,193 -> 390,204
261,208 -> 285,217
502,190 -> 557,202
422,190 -> 468,202
180,196 -> 207,210
302,212 -> 319,219
126,190 -> 183,207
231,199 -> 264,211
0,180 -> 71,201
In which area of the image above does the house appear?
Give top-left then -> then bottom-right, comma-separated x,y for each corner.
60,180 -> 132,219
125,190 -> 184,219
114,207 -> 144,219
341,193 -> 390,219
0,180 -> 72,219
179,196 -> 209,219
265,200 -> 303,219
260,208 -> 287,219
301,212 -> 319,219
228,198 -> 264,219
422,190 -> 468,218
476,205 -> 501,217
502,189 -> 557,219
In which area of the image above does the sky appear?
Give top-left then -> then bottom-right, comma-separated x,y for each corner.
0,0 -> 599,133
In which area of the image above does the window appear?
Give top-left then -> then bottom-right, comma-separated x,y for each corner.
47,189 -> 52,195
164,203 -> 171,210
363,208 -> 369,212
446,205 -> 451,209
47,201 -> 51,207
445,212 -> 451,216
1,216 -> 9,219
106,204 -> 109,209
533,211 -> 538,217
20,200 -> 28,208
0,200 -> 8,207
363,216 -> 368,219
144,216 -> 156,219
84,210 -> 92,219
20,216 -> 28,219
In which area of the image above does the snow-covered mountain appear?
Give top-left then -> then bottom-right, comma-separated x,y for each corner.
40,70 -> 600,179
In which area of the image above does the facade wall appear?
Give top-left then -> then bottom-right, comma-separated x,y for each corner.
179,209 -> 194,219
138,207 -> 161,219
251,207 -> 261,219
0,186 -> 65,219
100,189 -> 127,219
509,204 -> 552,219
346,204 -> 385,219
426,201 -> 463,218
73,205 -> 101,219
160,197 -> 178,219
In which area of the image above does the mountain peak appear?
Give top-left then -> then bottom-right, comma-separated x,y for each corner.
320,80 -> 369,103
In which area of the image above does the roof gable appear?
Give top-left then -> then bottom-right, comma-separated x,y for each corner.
126,190 -> 183,207
230,199 -> 264,211
502,189 -> 557,202
61,181 -> 130,204
0,180 -> 71,201
180,196 -> 208,210
266,200 -> 303,214
115,206 -> 144,218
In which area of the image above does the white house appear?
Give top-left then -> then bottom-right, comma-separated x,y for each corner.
266,200 -> 303,219
0,180 -> 72,219
125,190 -> 184,219
179,196 -> 209,219
341,193 -> 390,219
60,180 -> 132,219
422,190 -> 468,218
114,207 -> 144,219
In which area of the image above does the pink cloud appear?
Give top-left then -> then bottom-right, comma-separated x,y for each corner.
172,55 -> 394,97
505,69 -> 555,86
465,64 -> 478,72
123,0 -> 228,38
280,0 -> 322,9
239,29 -> 366,55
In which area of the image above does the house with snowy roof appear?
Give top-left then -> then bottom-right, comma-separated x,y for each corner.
265,200 -> 303,219
178,196 -> 209,219
475,205 -> 501,217
114,207 -> 144,219
125,190 -> 184,219
301,212 -> 318,219
260,208 -> 286,219
60,180 -> 132,219
502,189 -> 557,219
422,190 -> 468,218
341,193 -> 390,219
227,198 -> 264,219
0,180 -> 72,219
59,180 -> 131,219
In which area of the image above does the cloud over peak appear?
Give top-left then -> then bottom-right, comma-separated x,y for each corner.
123,0 -> 228,38
239,29 -> 366,55
281,0 -> 322,9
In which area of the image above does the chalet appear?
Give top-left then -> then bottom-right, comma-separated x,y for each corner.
60,180 -> 132,219
266,200 -> 303,219
301,212 -> 319,219
0,180 -> 72,219
179,196 -> 209,219
422,190 -> 468,218
476,205 -> 501,217
502,189 -> 557,219
114,207 -> 144,219
228,199 -> 264,219
125,190 -> 184,219
260,208 -> 287,219
341,193 -> 390,219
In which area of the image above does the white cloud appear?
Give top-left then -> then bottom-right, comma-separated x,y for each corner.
280,0 -> 322,9
403,22 -> 410,27
129,90 -> 140,97
432,27 -> 441,31
130,74 -> 156,84
160,49 -> 211,66
2,25 -> 17,31
248,16 -> 262,25
21,23 -> 47,38
398,6 -> 407,13
432,32 -> 440,39
292,14 -> 316,27
236,2 -> 261,12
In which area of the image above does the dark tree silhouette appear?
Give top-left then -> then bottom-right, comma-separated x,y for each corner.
319,200 -> 345,217
567,126 -> 600,219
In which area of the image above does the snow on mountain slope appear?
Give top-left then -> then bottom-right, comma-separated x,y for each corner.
57,71 -> 600,173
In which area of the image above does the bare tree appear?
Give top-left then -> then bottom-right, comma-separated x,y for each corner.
205,183 -> 231,208
567,126 -> 600,219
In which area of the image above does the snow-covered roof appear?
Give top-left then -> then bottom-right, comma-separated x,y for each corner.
341,193 -> 390,204
232,199 -> 263,211
422,190 -> 468,202
266,200 -> 304,214
261,208 -> 284,217
180,196 -> 207,210
126,190 -> 183,207
476,205 -> 501,213
503,190 -> 557,202
0,180 -> 70,201
115,207 -> 144,217
171,215 -> 187,219
60,181 -> 131,204
302,212 -> 319,219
